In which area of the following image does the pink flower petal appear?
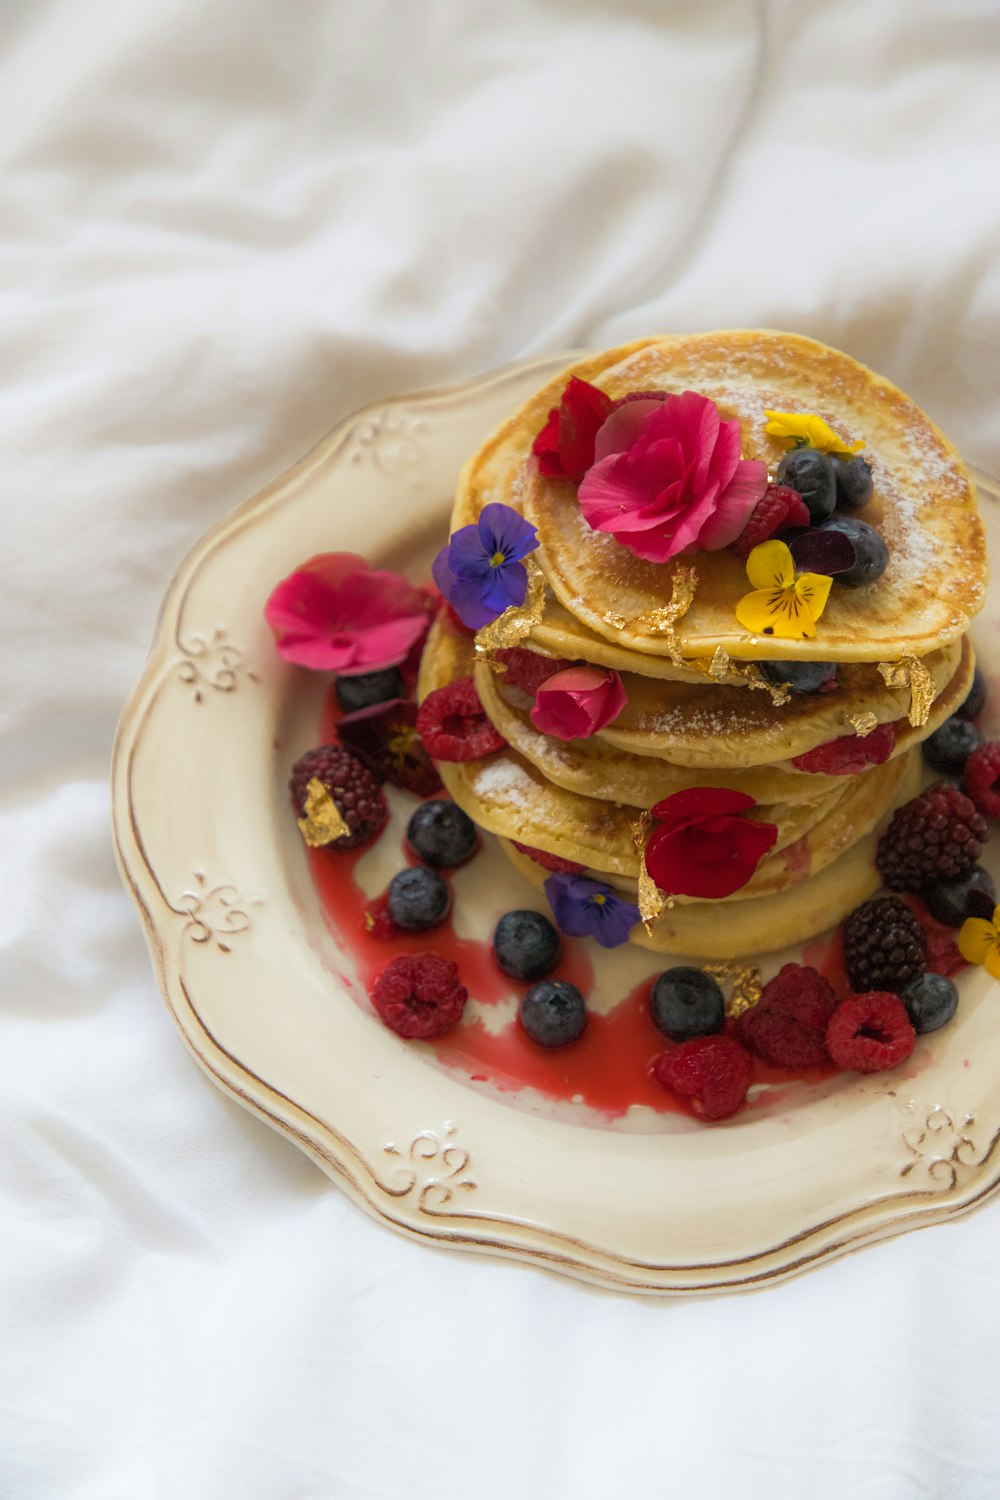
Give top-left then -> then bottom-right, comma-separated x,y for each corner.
265,552 -> 431,673
695,460 -> 769,549
593,398 -> 666,461
530,667 -> 627,740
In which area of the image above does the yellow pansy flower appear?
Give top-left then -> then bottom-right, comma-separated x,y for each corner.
735,540 -> 833,640
764,410 -> 864,456
958,906 -> 1000,979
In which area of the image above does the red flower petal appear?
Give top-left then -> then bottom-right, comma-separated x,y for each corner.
649,787 -> 757,824
531,378 -> 613,480
645,786 -> 777,900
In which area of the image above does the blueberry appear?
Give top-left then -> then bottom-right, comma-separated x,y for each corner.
335,667 -> 406,713
924,864 -> 996,927
776,448 -> 836,524
922,715 -> 982,776
957,666 -> 987,721
386,867 -> 451,931
830,454 -> 874,512
406,800 -> 478,868
758,660 -> 837,695
493,910 -> 561,981
900,972 -> 959,1034
650,967 -> 725,1041
816,515 -> 888,587
519,979 -> 586,1047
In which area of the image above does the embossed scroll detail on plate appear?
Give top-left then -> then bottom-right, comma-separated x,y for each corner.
174,870 -> 254,954
379,1122 -> 477,1213
897,1099 -> 987,1190
347,408 -> 426,476
176,626 -> 258,703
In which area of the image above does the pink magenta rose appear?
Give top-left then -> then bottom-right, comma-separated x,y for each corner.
530,666 -> 627,741
265,552 -> 432,674
577,390 -> 768,563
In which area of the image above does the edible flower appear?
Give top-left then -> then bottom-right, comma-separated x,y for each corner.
958,903 -> 1000,978
645,788 -> 777,900
544,872 -> 640,948
577,390 -> 768,564
532,377 -> 614,479
735,539 -> 833,640
265,553 -> 432,673
764,410 -> 864,455
530,666 -> 627,740
431,503 -> 539,630
336,698 -> 442,796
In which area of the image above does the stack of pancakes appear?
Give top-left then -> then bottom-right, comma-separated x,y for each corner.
418,333 -> 987,958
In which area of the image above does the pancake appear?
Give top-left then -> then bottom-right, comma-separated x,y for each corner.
477,635 -> 973,807
509,332 -> 987,664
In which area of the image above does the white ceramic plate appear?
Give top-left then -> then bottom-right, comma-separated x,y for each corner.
112,353 -> 1000,1295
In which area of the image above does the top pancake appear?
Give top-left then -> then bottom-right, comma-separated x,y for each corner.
461,331 -> 987,665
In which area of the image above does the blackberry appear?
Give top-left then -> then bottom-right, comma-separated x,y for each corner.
334,667 -> 406,713
492,910 -> 562,982
649,967 -> 725,1042
386,867 -> 451,932
289,744 -> 387,851
406,800 -> 478,868
876,783 -> 988,891
843,897 -> 927,993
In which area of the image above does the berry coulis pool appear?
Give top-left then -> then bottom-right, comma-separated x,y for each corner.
305,692 -> 843,1128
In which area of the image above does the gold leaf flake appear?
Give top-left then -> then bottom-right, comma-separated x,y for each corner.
474,556 -> 547,656
297,777 -> 351,847
877,654 -> 935,727
740,662 -> 791,706
708,646 -> 731,682
631,812 -> 672,934
642,565 -> 698,666
603,610 -> 627,630
702,961 -> 763,1019
848,711 -> 879,737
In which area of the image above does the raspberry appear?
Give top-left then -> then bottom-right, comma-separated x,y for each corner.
792,722 -> 896,775
734,963 -> 837,1068
651,1034 -> 753,1120
730,485 -> 811,560
876,783 -> 988,890
371,954 -> 468,1040
825,992 -> 915,1073
964,741 -> 1000,819
495,647 -> 575,697
416,678 -> 507,762
289,744 -> 387,851
843,897 -> 926,992
511,841 -> 586,874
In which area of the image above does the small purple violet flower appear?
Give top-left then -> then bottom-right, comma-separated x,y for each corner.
543,872 -> 640,949
432,502 -> 539,630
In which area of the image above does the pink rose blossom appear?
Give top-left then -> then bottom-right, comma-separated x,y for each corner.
265,552 -> 432,674
577,390 -> 768,563
530,666 -> 627,741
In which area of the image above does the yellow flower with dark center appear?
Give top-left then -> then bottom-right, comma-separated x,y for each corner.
735,540 -> 832,641
764,410 -> 864,455
958,905 -> 1000,979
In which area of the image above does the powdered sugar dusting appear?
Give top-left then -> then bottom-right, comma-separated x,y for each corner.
472,757 -> 537,808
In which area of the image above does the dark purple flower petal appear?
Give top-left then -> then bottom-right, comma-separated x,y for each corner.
789,528 -> 857,576
337,697 -> 442,796
543,873 -> 640,949
431,542 -> 458,597
448,575 -> 503,629
447,522 -> 493,577
478,502 -> 539,563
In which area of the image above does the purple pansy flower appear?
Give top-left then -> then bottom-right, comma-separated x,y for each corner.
432,503 -> 539,630
543,872 -> 640,949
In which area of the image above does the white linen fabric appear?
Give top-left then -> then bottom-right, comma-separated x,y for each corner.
3,0 -> 1000,1494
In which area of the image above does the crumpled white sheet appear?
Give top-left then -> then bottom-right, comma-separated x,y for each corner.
3,1 -> 1000,1495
